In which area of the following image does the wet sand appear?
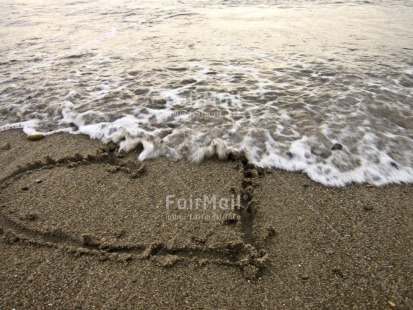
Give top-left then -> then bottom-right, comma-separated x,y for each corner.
0,129 -> 412,309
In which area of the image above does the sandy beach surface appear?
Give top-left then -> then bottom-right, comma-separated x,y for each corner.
0,129 -> 412,309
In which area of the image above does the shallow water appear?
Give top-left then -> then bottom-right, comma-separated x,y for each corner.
0,0 -> 412,186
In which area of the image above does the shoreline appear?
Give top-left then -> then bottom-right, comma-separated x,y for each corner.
0,129 -> 412,309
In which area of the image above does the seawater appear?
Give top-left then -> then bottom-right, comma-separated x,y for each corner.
0,0 -> 412,186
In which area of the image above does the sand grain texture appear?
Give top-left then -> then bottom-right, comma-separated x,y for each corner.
0,130 -> 412,309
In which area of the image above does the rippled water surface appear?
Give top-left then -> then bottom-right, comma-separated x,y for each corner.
0,0 -> 412,186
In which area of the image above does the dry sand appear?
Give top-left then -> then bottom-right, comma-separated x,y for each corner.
0,130 -> 412,309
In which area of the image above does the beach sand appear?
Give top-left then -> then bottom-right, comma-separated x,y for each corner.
0,129 -> 412,309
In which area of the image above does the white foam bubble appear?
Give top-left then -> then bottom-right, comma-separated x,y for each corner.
2,45 -> 412,188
